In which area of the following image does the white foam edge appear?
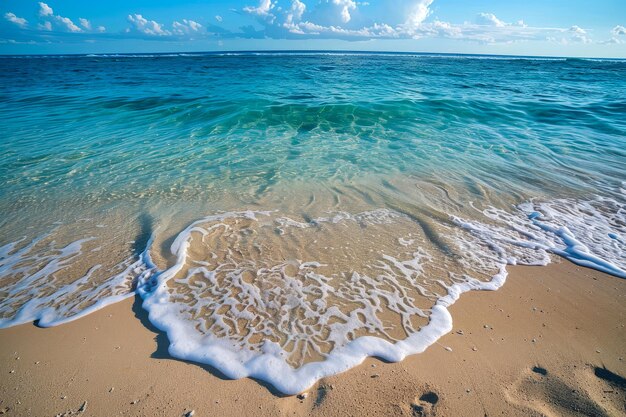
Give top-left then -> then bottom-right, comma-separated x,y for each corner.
137,210 -> 509,395
530,216 -> 626,279
453,210 -> 625,279
0,236 -> 156,329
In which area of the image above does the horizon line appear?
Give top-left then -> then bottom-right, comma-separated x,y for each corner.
1,49 -> 625,60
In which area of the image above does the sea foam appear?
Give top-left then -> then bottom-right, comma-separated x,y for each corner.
0,227 -> 154,328
134,195 -> 622,394
0,194 -> 623,394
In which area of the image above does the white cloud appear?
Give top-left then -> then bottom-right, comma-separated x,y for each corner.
332,0 -> 357,23
0,39 -> 36,45
38,2 -> 54,17
35,3 -> 95,34
188,20 -> 202,31
549,36 -> 569,45
274,1 -> 542,43
173,19 -> 203,35
79,18 -> 91,30
404,0 -> 434,30
244,0 -> 275,19
598,24 -> 625,44
56,15 -> 82,32
246,0 -> 433,35
430,20 -> 461,38
38,21 -> 52,31
476,12 -> 505,27
295,0 -> 358,26
599,37 -> 622,45
4,12 -> 28,28
1,0 -> 620,51
276,15 -> 578,46
127,14 -> 170,36
286,0 -> 306,24
569,25 -> 591,43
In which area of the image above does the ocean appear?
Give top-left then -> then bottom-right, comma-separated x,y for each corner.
0,51 -> 624,394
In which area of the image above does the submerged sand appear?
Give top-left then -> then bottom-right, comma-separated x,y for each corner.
0,260 -> 624,416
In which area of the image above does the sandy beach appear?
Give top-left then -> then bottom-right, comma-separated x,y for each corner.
2,6 -> 626,416
1,259 -> 624,417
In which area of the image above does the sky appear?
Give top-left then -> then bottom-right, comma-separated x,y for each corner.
1,0 -> 625,57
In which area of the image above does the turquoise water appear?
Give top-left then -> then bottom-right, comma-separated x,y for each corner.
2,53 -> 625,209
1,52 -> 625,393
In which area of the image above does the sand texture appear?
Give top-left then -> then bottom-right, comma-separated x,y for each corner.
1,260 -> 624,417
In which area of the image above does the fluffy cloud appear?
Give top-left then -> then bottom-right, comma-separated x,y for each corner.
286,0 -> 306,24
5,0 -> 622,50
172,19 -> 203,35
309,0 -> 358,25
248,0 -> 433,36
56,15 -> 82,32
598,25 -> 625,45
243,0 -> 275,19
332,0 -> 357,23
126,15 -> 206,38
476,13 -> 505,27
4,12 -> 28,28
244,0 -> 360,27
237,0 -> 622,49
240,0 -> 564,44
547,25 -> 593,45
79,18 -> 91,30
38,2 -> 54,17
404,0 -> 434,29
241,0 -> 561,43
34,3 -> 93,33
127,14 -> 170,36
569,25 -> 591,43
38,21 -> 52,31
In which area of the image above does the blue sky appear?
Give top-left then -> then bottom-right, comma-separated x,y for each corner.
1,0 -> 625,56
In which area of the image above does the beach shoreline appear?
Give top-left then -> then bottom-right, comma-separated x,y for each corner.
1,260 -> 624,416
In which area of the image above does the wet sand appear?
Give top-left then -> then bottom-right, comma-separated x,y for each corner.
1,260 -> 624,417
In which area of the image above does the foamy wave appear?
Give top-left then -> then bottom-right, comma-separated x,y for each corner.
134,196 -> 623,394
0,195 -> 623,394
135,209 -> 503,394
454,195 -> 625,278
0,229 -> 155,328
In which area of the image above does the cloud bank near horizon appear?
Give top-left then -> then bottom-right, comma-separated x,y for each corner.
1,1 -> 625,53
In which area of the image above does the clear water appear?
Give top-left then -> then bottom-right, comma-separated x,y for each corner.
1,52 -> 625,393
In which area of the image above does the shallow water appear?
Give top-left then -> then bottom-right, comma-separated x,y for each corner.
1,52 -> 624,393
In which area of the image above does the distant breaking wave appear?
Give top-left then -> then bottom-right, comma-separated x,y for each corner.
5,51 -> 626,63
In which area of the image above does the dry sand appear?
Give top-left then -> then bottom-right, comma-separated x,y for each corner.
1,260 -> 625,417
